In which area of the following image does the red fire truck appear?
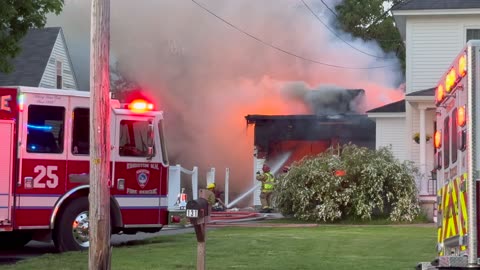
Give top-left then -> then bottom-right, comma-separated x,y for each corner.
0,86 -> 169,252
420,40 -> 480,269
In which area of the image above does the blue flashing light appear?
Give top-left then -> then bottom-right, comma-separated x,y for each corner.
27,124 -> 53,131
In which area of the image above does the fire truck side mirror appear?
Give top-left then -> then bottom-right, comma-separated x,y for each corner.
146,120 -> 155,160
185,198 -> 210,225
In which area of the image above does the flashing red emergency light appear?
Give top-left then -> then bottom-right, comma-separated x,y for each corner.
458,54 -> 467,77
436,84 -> 444,103
128,99 -> 154,113
445,68 -> 457,93
434,130 -> 442,149
458,105 -> 466,127
334,170 -> 346,177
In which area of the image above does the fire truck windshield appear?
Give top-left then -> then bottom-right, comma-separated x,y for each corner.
119,119 -> 155,157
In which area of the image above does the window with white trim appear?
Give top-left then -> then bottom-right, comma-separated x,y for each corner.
466,29 -> 480,42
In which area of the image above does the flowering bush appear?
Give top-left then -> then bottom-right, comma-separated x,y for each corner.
274,144 -> 420,222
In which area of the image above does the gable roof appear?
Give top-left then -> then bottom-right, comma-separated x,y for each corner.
392,0 -> 480,40
406,87 -> 435,96
0,27 -> 60,87
393,0 -> 480,11
366,100 -> 405,113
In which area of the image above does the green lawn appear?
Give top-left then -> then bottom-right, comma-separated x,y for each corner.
5,225 -> 436,270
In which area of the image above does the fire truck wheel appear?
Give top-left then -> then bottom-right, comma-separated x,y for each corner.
0,232 -> 32,250
54,197 -> 91,252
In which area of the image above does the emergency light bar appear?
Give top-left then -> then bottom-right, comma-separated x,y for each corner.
126,99 -> 154,113
436,52 -> 468,105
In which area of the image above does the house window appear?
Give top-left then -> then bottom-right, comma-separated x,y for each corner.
56,60 -> 63,89
466,29 -> 480,42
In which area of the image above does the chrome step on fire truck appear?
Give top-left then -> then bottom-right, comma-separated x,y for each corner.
0,86 -> 169,252
418,40 -> 480,269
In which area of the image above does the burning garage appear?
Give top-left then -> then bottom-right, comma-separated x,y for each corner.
245,87 -> 376,205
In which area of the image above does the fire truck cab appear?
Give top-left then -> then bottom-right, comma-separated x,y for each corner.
424,40 -> 480,269
0,86 -> 169,252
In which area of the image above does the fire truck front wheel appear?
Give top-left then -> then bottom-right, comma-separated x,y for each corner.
54,197 -> 92,252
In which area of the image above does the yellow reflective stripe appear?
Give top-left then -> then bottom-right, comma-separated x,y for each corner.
460,173 -> 468,250
443,184 -> 451,239
451,179 -> 459,237
437,186 -> 444,247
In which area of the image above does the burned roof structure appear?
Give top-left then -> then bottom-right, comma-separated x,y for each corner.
245,114 -> 376,153
245,88 -> 375,155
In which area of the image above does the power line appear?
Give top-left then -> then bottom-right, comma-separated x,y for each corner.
319,0 -> 404,43
190,0 -> 395,70
301,0 -> 390,59
320,0 -> 339,19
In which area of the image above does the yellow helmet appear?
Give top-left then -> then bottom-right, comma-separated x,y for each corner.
207,183 -> 216,189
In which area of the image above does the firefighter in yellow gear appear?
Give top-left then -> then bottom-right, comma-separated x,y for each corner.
256,164 -> 275,213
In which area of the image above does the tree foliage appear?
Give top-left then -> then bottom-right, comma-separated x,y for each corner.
274,144 -> 420,222
0,0 -> 64,73
334,0 -> 405,71
110,62 -> 139,94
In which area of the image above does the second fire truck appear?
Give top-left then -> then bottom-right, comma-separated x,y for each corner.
0,86 -> 169,252
421,40 -> 480,269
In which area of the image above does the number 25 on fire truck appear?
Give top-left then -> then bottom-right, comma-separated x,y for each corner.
418,40 -> 480,269
0,86 -> 169,252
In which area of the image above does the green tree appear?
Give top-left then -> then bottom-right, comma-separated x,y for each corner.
334,0 -> 405,71
0,0 -> 64,73
110,61 -> 140,101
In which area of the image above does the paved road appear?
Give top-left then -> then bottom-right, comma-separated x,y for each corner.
0,227 -> 195,266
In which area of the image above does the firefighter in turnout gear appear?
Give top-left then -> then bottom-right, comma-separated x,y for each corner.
206,183 -> 226,211
256,164 -> 275,213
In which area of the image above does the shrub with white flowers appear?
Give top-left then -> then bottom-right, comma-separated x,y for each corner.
274,144 -> 421,222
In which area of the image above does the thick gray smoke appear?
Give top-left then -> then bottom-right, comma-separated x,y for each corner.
47,0 -> 404,198
281,82 -> 366,115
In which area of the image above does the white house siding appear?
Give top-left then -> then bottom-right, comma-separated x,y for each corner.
375,117 -> 407,161
39,31 -> 78,90
409,106 -> 436,170
406,15 -> 480,94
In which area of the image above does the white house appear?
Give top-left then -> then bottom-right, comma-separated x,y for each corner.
367,0 -> 480,218
0,27 -> 78,90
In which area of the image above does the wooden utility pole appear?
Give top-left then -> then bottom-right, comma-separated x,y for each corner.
89,0 -> 111,269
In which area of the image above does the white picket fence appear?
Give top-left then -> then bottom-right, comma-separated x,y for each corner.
168,165 -> 261,209
167,164 -> 198,210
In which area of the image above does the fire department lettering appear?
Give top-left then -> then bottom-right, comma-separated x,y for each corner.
33,165 -> 59,188
126,163 -> 159,170
1,95 -> 11,112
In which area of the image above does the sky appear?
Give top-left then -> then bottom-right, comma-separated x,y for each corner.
46,0 -> 405,197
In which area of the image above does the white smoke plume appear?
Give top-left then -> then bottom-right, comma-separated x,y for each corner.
47,0 -> 404,199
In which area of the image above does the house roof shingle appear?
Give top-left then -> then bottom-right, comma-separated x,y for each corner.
0,27 -> 60,87
406,87 -> 435,96
393,0 -> 480,11
366,100 -> 406,113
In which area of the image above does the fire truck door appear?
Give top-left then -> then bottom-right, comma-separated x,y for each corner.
112,115 -> 162,226
0,120 -> 15,224
17,99 -> 68,227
